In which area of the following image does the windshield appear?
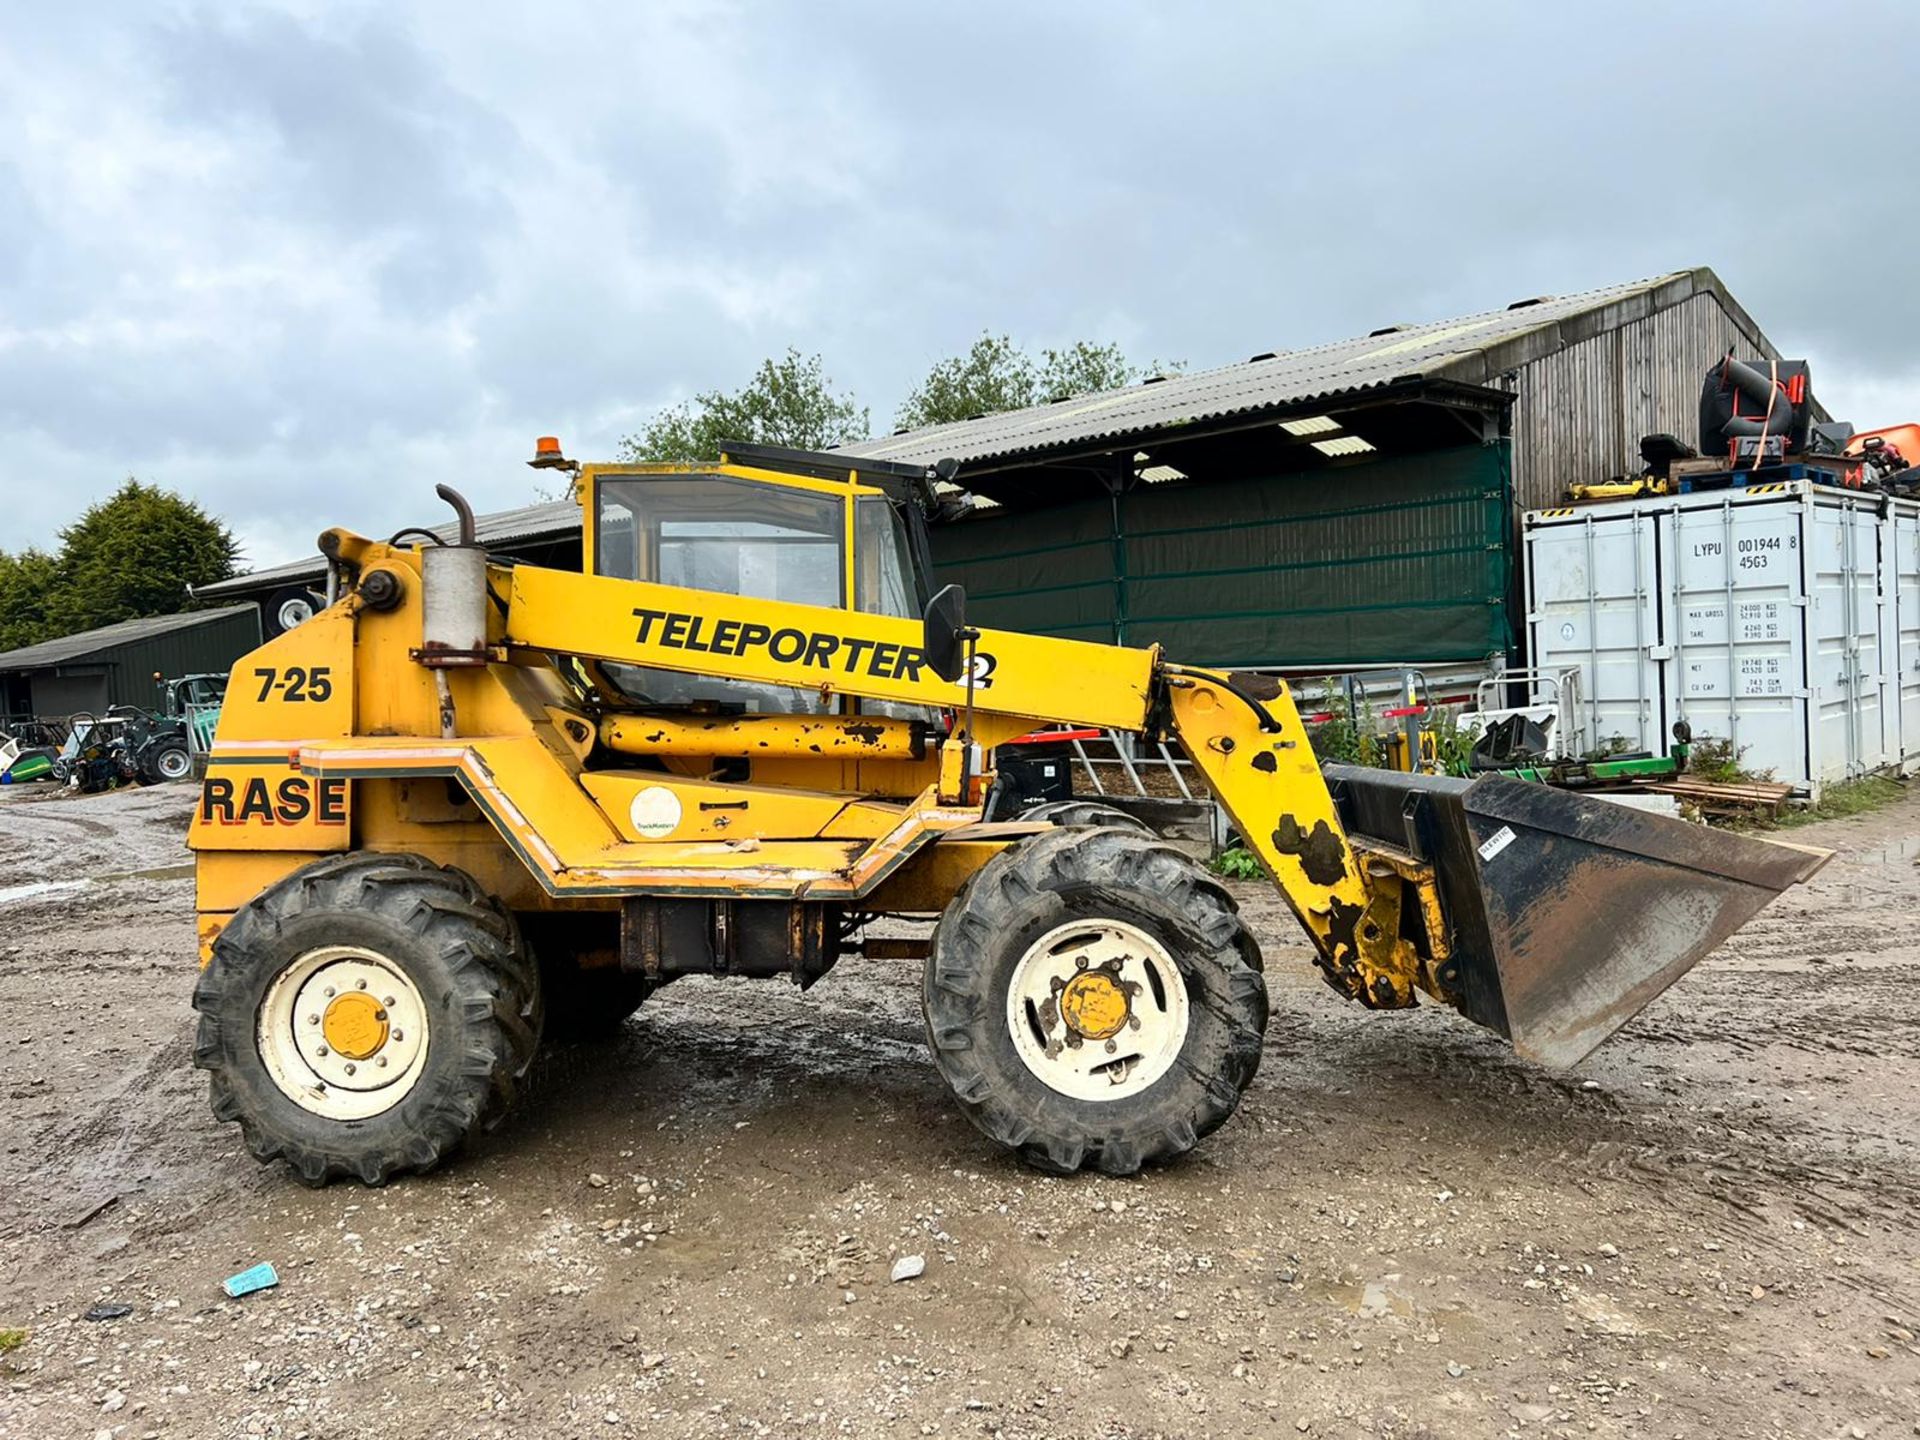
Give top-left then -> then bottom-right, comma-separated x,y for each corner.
595,475 -> 845,712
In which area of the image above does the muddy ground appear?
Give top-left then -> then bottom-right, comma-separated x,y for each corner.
0,780 -> 1915,1440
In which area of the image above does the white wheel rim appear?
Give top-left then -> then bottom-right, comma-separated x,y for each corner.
1004,919 -> 1190,1101
158,749 -> 190,779
257,945 -> 430,1120
277,596 -> 315,630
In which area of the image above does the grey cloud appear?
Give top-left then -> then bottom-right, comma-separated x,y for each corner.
1,0 -> 1917,566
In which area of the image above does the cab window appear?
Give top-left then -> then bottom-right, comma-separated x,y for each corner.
593,475 -> 844,712
596,476 -> 844,606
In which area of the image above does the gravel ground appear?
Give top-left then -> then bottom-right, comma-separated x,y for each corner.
0,778 -> 1915,1439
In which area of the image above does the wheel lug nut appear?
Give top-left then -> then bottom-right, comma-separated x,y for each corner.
344,1063 -> 356,1075
374,1009 -> 388,1022
315,1046 -> 329,1058
383,996 -> 397,1007
377,1057 -> 388,1068
1075,957 -> 1088,970
356,979 -> 368,990
1105,1040 -> 1117,1053
307,1014 -> 319,1026
392,1029 -> 404,1041
324,987 -> 336,998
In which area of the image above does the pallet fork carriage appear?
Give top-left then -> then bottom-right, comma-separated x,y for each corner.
188,442 -> 1828,1185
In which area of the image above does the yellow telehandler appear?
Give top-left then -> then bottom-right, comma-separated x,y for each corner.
189,442 -> 1826,1185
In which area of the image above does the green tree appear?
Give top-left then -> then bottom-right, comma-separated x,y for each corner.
893,334 -> 1038,431
46,479 -> 240,634
1036,340 -> 1153,405
620,349 -> 869,464
894,334 -> 1180,431
0,548 -> 59,651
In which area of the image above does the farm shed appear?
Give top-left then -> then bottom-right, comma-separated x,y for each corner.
838,267 -> 1804,669
0,604 -> 261,719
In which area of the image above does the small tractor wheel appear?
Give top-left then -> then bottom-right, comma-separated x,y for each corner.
264,585 -> 325,637
149,742 -> 192,783
922,827 -> 1266,1176
1020,799 -> 1153,833
192,852 -> 542,1187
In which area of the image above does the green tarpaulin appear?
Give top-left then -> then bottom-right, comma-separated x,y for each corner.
931,442 -> 1512,668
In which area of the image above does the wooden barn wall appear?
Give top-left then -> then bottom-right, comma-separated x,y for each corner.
1505,293 -> 1777,510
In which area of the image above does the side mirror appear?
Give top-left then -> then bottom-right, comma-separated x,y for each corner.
921,584 -> 969,683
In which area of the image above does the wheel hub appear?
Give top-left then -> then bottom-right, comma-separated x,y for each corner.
1060,969 -> 1131,1041
258,946 -> 430,1119
321,991 -> 389,1060
1004,919 -> 1191,1102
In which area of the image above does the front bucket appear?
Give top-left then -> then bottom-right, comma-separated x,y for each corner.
1324,766 -> 1829,1068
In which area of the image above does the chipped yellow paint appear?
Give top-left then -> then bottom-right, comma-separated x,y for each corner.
1060,970 -> 1130,1041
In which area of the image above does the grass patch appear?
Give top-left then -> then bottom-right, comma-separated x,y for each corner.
1773,775 -> 1906,829
1209,846 -> 1264,880
0,1329 -> 27,1354
1687,735 -> 1773,785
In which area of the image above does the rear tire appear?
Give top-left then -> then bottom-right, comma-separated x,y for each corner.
192,852 -> 542,1187
1020,799 -> 1153,834
923,827 -> 1266,1176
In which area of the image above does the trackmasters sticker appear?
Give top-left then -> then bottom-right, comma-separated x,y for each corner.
630,607 -> 997,689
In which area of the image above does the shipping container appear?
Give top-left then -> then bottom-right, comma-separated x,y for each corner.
1524,483 -> 1916,798
1891,502 -> 1920,765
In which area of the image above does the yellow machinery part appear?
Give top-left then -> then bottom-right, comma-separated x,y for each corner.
1167,670 -> 1449,1010
600,712 -> 931,761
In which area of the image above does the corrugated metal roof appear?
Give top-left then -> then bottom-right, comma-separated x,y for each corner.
197,497 -> 582,598
0,604 -> 258,671
840,269 -> 1733,469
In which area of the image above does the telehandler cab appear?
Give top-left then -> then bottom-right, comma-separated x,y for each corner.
189,442 -> 1827,1185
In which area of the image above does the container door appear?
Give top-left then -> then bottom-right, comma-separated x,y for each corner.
1525,509 -> 1661,755
1879,508 -> 1904,769
1663,495 -> 1809,789
1894,501 -> 1920,766
1807,498 -> 1887,784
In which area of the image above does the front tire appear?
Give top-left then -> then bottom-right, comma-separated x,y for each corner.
192,852 -> 542,1186
1021,799 -> 1153,834
923,827 -> 1266,1176
149,742 -> 192,783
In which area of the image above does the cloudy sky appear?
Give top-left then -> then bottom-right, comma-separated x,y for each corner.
3,2 -> 1916,569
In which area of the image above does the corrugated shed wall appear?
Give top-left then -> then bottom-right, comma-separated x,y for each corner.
933,443 -> 1512,668
1504,292 -> 1776,509
15,609 -> 266,715
99,608 -> 262,708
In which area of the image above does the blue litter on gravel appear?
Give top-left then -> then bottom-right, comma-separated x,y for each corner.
222,1263 -> 279,1298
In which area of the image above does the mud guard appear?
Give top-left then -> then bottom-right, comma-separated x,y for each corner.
1324,766 -> 1829,1068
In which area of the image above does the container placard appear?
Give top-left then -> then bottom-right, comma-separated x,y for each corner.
1736,600 -> 1785,642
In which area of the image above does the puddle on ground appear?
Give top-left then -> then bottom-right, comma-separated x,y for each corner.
116,863 -> 196,883
0,864 -> 194,906
1329,1273 -> 1414,1320
0,879 -> 89,906
1856,835 -> 1920,864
